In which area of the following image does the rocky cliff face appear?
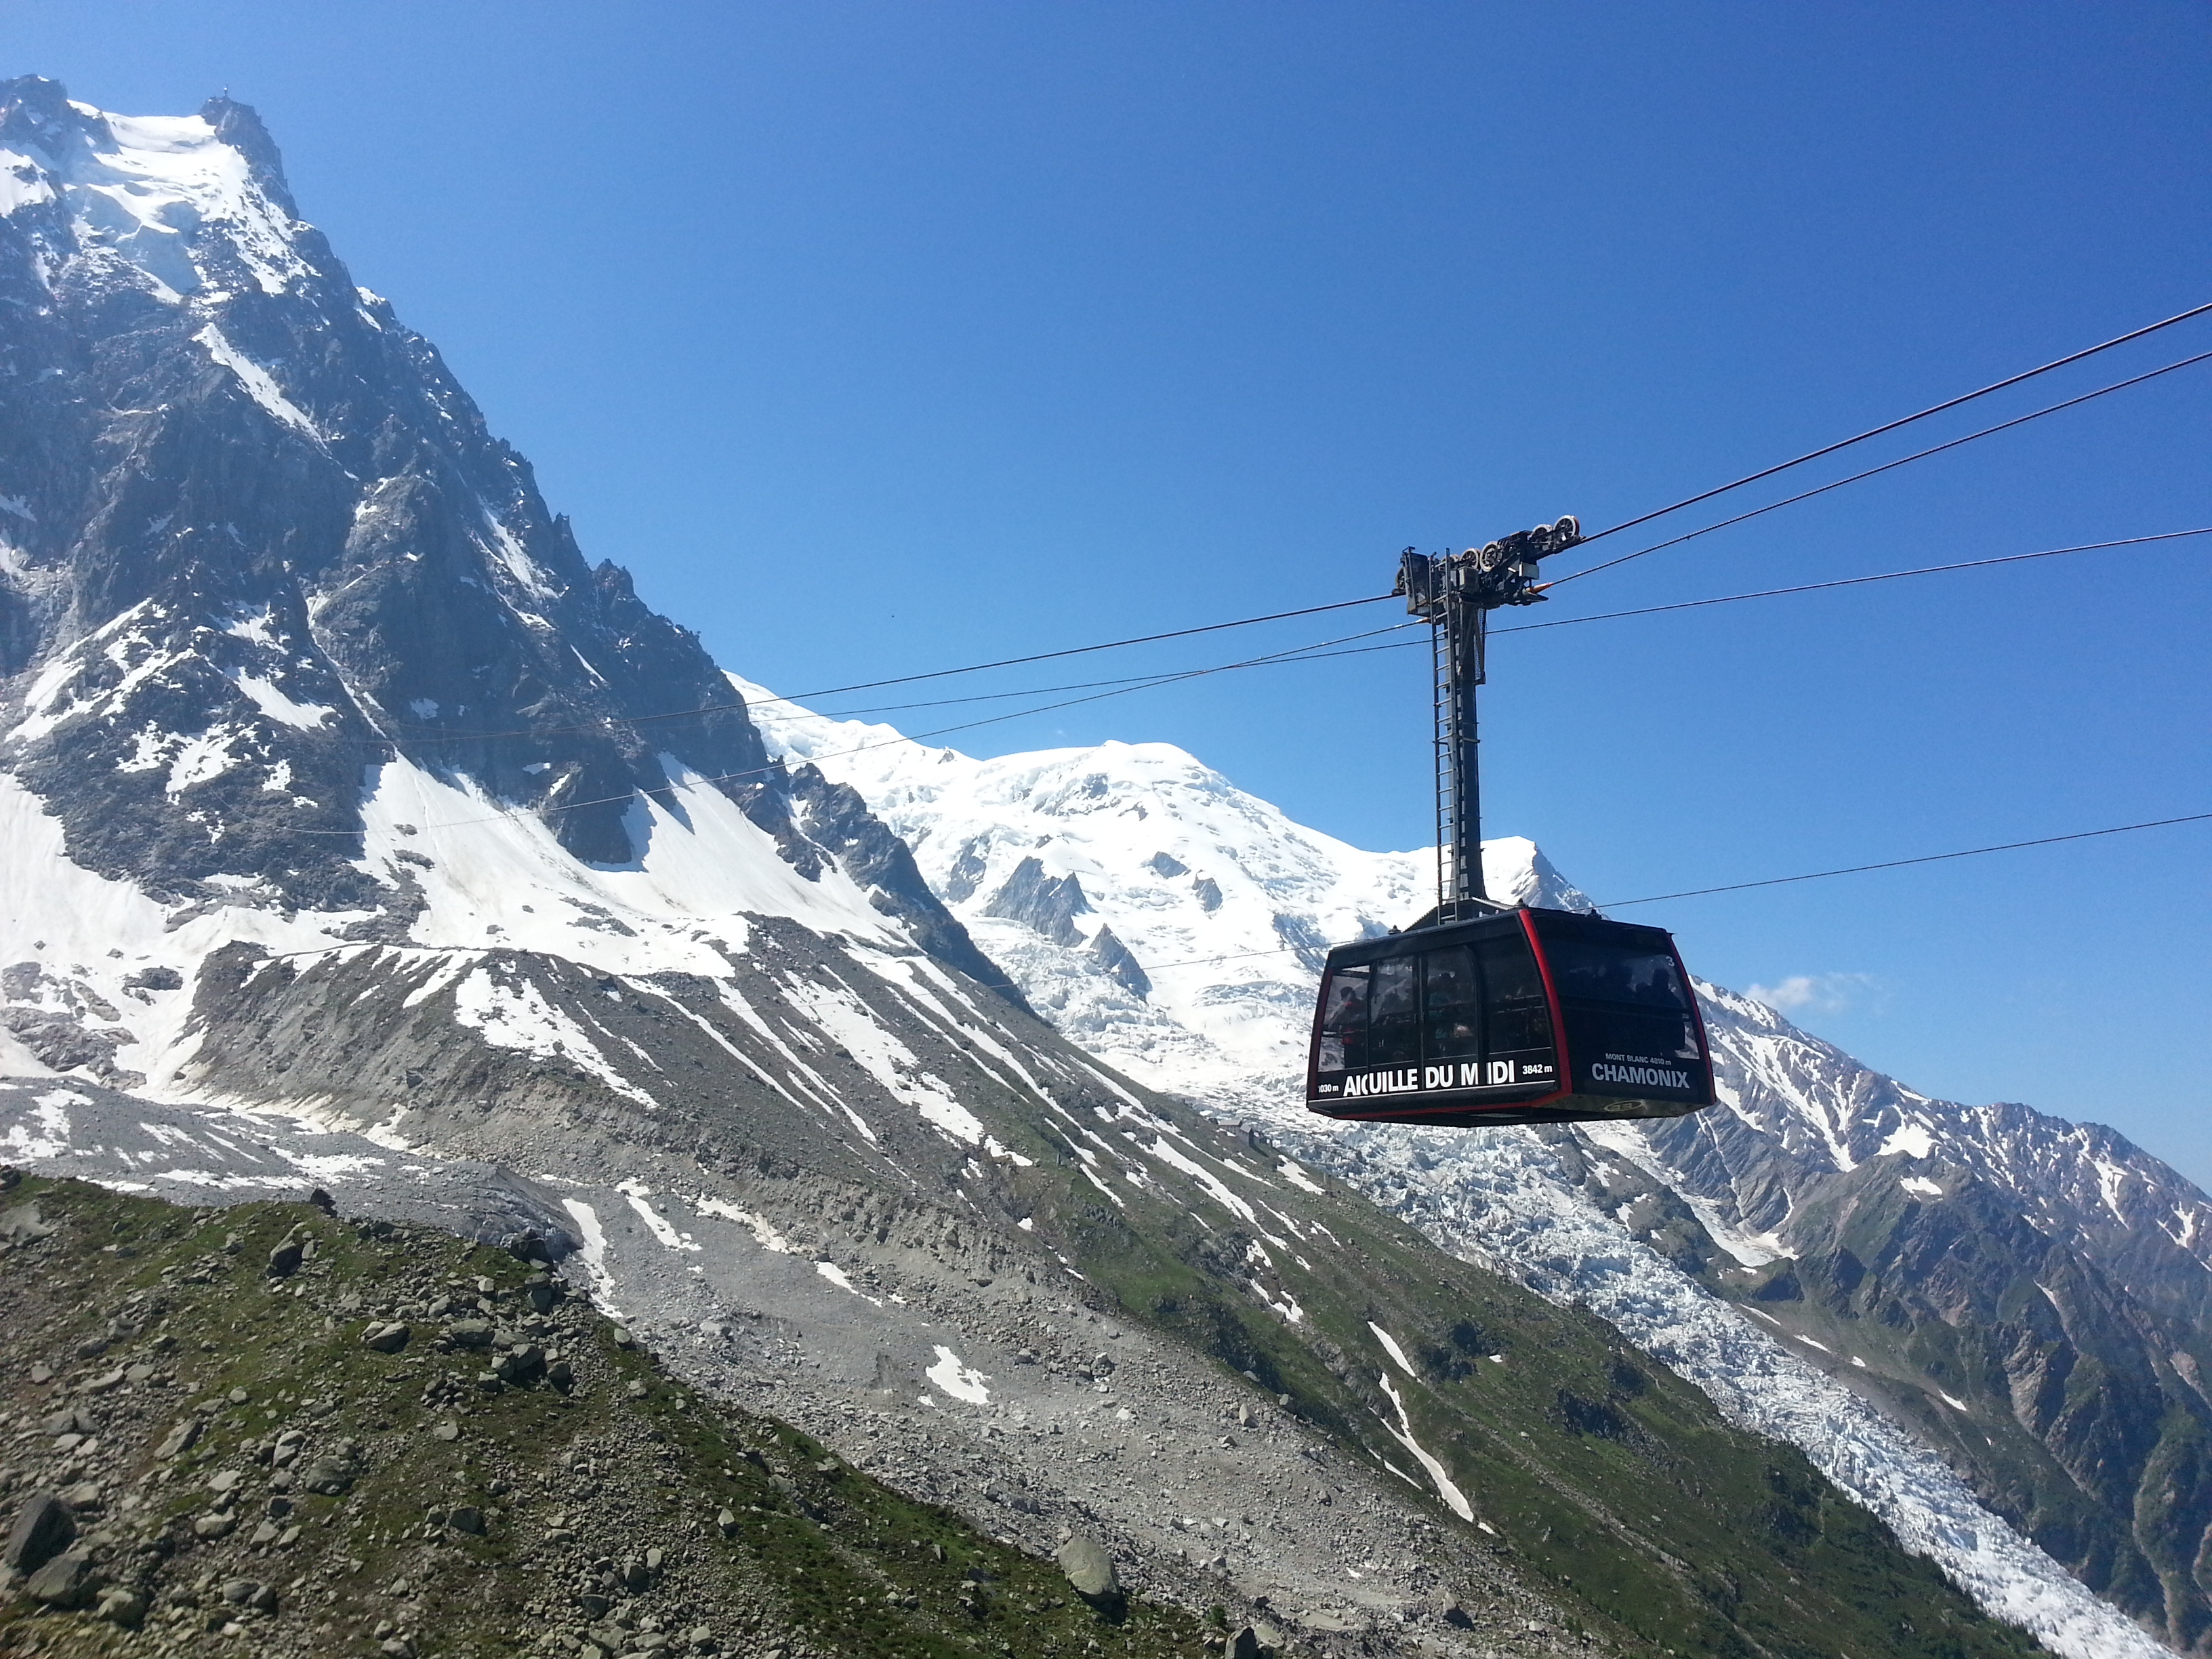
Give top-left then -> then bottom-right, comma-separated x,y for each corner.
0,75 -> 1000,1094
0,76 -> 814,908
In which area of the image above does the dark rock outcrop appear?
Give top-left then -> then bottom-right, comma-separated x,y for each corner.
0,75 -> 1003,1002
982,856 -> 1090,946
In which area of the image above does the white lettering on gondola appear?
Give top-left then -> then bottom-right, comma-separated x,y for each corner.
1589,1061 -> 1692,1090
1339,1059 -> 1530,1098
1340,1067 -> 1423,1098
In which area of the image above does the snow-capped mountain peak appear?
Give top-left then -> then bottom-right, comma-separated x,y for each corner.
0,78 -> 996,1099
734,674 -> 1591,1105
1,80 -> 312,301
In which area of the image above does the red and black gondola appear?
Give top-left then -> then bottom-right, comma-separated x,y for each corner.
1306,523 -> 1717,1127
1305,905 -> 1715,1127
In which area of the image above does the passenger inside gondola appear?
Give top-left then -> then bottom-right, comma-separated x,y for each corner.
1540,935 -> 1690,1008
1477,932 -> 1553,1053
1370,958 -> 1419,1067
1317,964 -> 1369,1072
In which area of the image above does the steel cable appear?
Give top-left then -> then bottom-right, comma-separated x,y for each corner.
1548,348 -> 2212,588
1572,299 -> 2212,548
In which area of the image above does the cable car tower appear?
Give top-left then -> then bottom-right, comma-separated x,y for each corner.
1301,515 -> 1717,1128
1395,516 -> 1585,925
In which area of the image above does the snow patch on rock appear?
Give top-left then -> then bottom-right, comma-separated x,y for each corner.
926,1346 -> 991,1405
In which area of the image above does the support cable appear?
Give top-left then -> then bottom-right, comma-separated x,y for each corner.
293,617 -> 1425,834
1504,527 -> 2212,634
343,321 -> 2210,748
1574,299 -> 2212,549
322,510 -> 2203,747
803,527 -> 2212,709
245,806 -> 2212,981
365,592 -> 1401,746
286,525 -> 2207,831
1549,347 -> 2212,588
1595,813 -> 2212,909
775,594 -> 1398,701
1130,811 -> 2212,974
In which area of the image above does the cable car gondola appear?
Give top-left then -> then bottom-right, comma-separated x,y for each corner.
1303,520 -> 1717,1128
1306,904 -> 1713,1126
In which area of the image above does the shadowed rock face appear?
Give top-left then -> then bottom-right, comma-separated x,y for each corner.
0,77 -> 868,918
983,856 -> 1093,947
1,1489 -> 73,1577
785,763 -> 1017,1000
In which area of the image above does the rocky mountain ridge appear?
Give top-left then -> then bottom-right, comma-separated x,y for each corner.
0,74 -> 998,1101
1640,988 -> 2212,1650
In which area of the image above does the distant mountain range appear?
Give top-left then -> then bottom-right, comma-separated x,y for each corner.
747,682 -> 2212,1656
0,75 -> 2192,1659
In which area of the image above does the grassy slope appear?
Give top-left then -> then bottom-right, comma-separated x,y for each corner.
991,1113 -> 2053,1659
0,1177 -> 1206,1659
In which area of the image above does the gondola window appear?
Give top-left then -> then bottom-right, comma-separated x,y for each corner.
1370,957 -> 1420,1069
1317,963 -> 1370,1073
1538,935 -> 1692,1009
1423,946 -> 1483,1061
1477,930 -> 1553,1057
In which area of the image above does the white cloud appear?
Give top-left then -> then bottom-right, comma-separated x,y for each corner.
1745,972 -> 1877,1017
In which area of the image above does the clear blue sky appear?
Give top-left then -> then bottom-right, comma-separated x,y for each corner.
9,3 -> 2211,1182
